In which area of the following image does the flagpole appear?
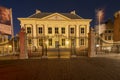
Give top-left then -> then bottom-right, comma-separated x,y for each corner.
97,9 -> 103,50
10,8 -> 15,54
98,11 -> 100,50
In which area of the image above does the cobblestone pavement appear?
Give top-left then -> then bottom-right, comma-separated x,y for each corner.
0,57 -> 120,80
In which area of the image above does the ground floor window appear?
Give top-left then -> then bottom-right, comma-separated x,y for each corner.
80,38 -> 85,46
48,39 -> 52,46
28,39 -> 32,46
71,39 -> 75,46
62,39 -> 65,46
38,39 -> 43,46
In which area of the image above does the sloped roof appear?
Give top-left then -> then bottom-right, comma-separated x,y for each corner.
28,12 -> 83,19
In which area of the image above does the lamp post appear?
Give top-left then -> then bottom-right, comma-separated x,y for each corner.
42,37 -> 48,58
57,41 -> 60,58
71,38 -> 77,58
96,44 -> 100,54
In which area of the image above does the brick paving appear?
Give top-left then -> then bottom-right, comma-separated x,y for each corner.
0,57 -> 120,80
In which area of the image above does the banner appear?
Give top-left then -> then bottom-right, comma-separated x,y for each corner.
0,6 -> 12,35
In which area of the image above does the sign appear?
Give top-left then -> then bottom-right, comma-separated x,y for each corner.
0,6 -> 12,35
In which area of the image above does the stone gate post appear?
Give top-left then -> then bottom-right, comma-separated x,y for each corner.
88,29 -> 96,57
19,28 -> 28,59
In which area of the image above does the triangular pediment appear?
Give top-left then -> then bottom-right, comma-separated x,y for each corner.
41,13 -> 71,20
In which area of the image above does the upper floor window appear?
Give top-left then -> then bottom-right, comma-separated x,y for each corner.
108,36 -> 112,40
105,36 -> 107,40
55,27 -> 59,34
70,28 -> 74,34
105,30 -> 113,33
105,35 -> 112,40
61,28 -> 65,34
38,27 -> 43,34
27,27 -> 31,33
48,27 -> 52,34
80,28 -> 85,34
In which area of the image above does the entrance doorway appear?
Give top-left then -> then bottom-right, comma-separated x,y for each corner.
55,41 -> 59,48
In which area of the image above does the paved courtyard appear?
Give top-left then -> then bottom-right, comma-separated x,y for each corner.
0,56 -> 120,80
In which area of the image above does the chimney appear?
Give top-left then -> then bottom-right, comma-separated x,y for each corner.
36,9 -> 41,14
70,10 -> 76,15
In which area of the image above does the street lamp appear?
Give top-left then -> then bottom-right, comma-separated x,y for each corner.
96,44 -> 99,54
66,40 -> 69,45
71,38 -> 77,58
42,39 -> 48,58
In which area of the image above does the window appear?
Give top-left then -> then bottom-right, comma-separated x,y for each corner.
105,36 -> 112,40
61,28 -> 65,34
105,30 -> 107,33
48,39 -> 52,46
27,27 -> 31,33
38,27 -> 42,34
108,36 -> 111,40
81,28 -> 85,34
70,28 -> 74,34
105,36 -> 107,40
108,30 -> 112,33
38,39 -> 43,46
80,39 -> 84,45
71,39 -> 75,46
55,27 -> 59,34
62,39 -> 65,46
28,39 -> 32,45
48,27 -> 52,34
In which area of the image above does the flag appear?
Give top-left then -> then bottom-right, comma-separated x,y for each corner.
96,9 -> 104,24
0,6 -> 12,35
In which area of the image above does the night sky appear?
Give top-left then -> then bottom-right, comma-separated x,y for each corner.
0,0 -> 120,35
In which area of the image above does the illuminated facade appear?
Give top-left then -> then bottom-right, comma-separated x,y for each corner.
18,10 -> 92,50
101,19 -> 114,46
114,11 -> 120,42
0,35 -> 12,55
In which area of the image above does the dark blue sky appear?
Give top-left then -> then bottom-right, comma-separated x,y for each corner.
0,0 -> 120,35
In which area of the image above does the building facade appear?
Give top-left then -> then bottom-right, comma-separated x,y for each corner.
0,35 -> 12,55
114,11 -> 120,42
18,10 -> 92,52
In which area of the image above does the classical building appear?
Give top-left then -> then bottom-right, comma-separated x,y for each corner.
99,11 -> 120,44
95,11 -> 120,52
18,10 -> 92,54
101,19 -> 114,43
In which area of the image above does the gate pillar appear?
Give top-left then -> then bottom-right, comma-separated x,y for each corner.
88,29 -> 96,57
19,28 -> 28,59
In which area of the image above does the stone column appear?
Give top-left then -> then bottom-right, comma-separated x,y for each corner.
19,28 -> 28,59
88,29 -> 96,57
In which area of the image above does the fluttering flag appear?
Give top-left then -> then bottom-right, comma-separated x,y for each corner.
96,9 -> 104,24
95,8 -> 105,34
0,6 -> 12,35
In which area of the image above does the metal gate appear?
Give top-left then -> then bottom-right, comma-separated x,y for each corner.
95,36 -> 120,56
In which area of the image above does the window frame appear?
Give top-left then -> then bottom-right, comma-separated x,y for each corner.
61,27 -> 65,34
48,27 -> 52,34
70,28 -> 74,34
